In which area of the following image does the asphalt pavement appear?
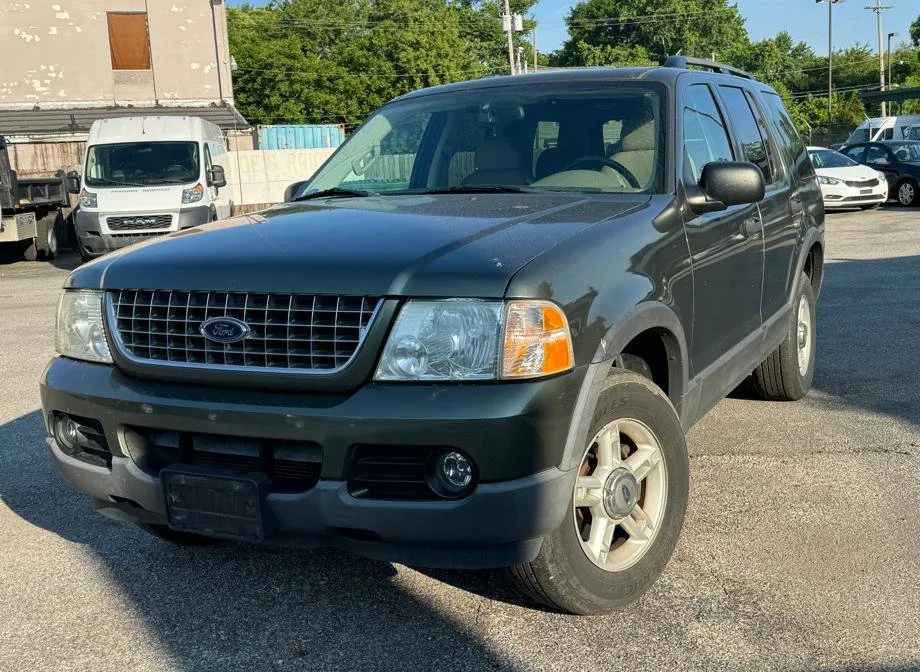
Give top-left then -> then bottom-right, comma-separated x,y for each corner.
1,207 -> 919,672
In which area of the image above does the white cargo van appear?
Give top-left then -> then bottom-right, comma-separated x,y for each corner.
72,116 -> 231,261
844,115 -> 920,145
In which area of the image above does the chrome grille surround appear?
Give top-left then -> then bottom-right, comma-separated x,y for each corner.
106,289 -> 382,374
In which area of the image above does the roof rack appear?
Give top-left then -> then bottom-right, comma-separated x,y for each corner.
663,55 -> 753,80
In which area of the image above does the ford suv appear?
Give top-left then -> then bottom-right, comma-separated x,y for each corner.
41,57 -> 824,614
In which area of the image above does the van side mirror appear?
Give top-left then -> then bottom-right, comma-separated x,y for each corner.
207,165 -> 227,189
65,171 -> 81,195
284,179 -> 308,202
685,161 -> 765,215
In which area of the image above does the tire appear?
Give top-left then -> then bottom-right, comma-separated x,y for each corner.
508,369 -> 689,614
21,239 -> 39,262
896,179 -> 918,207
136,523 -> 222,546
35,212 -> 60,260
752,272 -> 816,401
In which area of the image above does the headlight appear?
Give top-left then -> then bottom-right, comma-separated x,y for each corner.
79,189 -> 97,208
374,299 -> 574,381
181,183 -> 205,204
55,290 -> 112,363
818,176 -> 842,186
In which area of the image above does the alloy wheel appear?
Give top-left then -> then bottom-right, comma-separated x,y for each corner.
899,182 -> 915,206
572,418 -> 667,572
796,294 -> 812,376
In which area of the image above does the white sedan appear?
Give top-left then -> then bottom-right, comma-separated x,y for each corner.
808,146 -> 889,210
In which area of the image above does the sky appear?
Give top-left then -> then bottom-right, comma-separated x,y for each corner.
228,0 -> 918,56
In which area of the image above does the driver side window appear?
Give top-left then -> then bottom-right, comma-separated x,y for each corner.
865,145 -> 889,164
682,84 -> 734,183
843,146 -> 866,163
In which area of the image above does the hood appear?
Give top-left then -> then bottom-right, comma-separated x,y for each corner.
815,166 -> 884,181
70,193 -> 648,297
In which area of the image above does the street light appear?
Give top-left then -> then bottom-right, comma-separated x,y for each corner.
817,0 -> 844,121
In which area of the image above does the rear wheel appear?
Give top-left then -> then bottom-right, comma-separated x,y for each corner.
136,523 -> 221,546
752,272 -> 816,401
508,369 -> 689,614
36,212 -> 60,260
897,179 -> 918,206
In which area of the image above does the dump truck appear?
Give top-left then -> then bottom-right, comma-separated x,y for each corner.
0,135 -> 74,261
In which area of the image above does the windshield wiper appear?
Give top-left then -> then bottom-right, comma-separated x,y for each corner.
410,185 -> 534,195
90,177 -> 146,187
293,187 -> 376,201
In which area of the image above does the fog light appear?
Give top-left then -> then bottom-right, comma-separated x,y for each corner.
429,450 -> 475,497
54,414 -> 80,453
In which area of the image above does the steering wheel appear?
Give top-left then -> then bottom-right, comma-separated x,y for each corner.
561,156 -> 640,189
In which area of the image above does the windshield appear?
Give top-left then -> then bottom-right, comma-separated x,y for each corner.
301,84 -> 665,196
846,128 -> 870,145
85,141 -> 200,187
809,149 -> 858,169
888,142 -> 920,162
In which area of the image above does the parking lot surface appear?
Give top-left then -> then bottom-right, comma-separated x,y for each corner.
1,207 -> 919,672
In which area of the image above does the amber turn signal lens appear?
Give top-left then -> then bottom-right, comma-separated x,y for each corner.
501,300 -> 574,379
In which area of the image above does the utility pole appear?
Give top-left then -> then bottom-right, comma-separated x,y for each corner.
503,0 -> 515,75
816,0 -> 843,121
888,31 -> 897,112
533,23 -> 538,73
867,0 -> 892,116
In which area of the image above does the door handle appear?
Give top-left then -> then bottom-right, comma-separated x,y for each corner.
742,217 -> 761,238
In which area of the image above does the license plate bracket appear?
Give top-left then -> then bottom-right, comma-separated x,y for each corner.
162,468 -> 267,542
861,188 -> 872,195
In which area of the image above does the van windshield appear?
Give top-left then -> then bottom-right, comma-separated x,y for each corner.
85,141 -> 199,187
300,84 -> 665,197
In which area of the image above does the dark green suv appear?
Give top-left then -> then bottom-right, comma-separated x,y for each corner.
41,57 -> 824,614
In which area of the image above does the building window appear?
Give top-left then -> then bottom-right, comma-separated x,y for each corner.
106,12 -> 151,70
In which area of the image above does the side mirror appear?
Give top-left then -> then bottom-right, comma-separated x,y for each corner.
207,164 -> 227,189
686,161 -> 765,214
65,171 -> 81,195
284,179 -> 309,202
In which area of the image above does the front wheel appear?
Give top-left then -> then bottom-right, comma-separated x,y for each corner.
897,179 -> 918,206
508,369 -> 689,614
752,272 -> 816,401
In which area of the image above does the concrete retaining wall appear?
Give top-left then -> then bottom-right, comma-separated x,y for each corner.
225,148 -> 334,206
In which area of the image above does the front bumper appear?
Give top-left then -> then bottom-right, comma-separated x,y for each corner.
820,183 -> 889,208
40,357 -> 585,568
75,207 -> 211,257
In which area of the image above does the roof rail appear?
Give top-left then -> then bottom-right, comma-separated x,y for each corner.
663,55 -> 753,80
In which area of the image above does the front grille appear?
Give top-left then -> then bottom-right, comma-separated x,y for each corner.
107,214 -> 172,231
844,178 -> 879,188
124,428 -> 322,493
843,194 -> 885,202
109,289 -> 381,372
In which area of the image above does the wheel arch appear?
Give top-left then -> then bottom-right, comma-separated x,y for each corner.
560,302 -> 689,472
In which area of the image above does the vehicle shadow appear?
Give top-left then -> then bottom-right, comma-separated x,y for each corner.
728,253 -> 920,427
0,410 -> 517,671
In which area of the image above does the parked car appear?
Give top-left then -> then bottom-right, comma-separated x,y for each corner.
70,115 -> 231,262
838,140 -> 920,206
40,56 -> 824,615
807,145 -> 888,210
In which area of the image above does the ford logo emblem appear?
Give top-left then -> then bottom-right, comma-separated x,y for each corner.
199,317 -> 250,343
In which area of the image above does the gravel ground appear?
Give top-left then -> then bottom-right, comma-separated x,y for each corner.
1,207 -> 919,672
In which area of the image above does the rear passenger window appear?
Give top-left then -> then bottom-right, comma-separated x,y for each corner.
761,92 -> 812,181
719,85 -> 776,184
682,84 -> 734,183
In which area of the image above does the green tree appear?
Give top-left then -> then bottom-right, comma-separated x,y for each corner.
911,15 -> 920,47
551,0 -> 748,67
228,0 -> 536,127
